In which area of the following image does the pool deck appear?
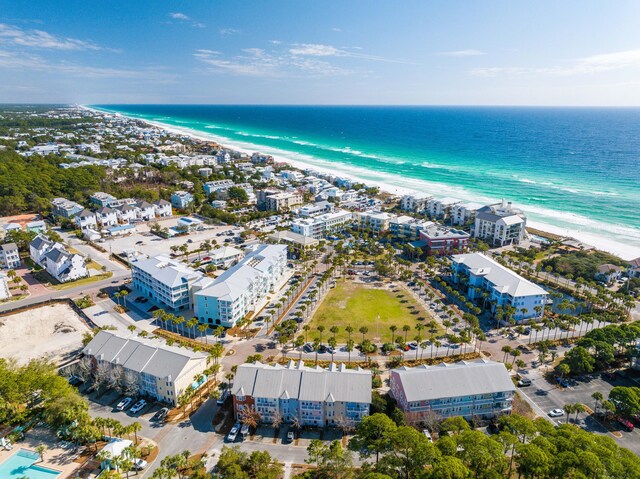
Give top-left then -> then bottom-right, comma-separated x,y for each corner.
0,428 -> 82,478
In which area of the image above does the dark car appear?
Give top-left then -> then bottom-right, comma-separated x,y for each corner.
152,407 -> 169,422
602,371 -> 616,381
487,423 -> 500,435
617,417 -> 634,432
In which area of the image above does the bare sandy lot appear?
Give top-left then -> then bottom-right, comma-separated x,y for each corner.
0,303 -> 91,365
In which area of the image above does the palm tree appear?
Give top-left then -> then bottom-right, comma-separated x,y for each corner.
346,339 -> 355,365
329,326 -> 339,340
129,422 -> 142,444
302,324 -> 311,343
127,324 -> 136,334
345,325 -> 354,340
390,325 -> 398,344
402,324 -> 411,343
591,392 -> 603,415
328,337 -> 337,362
359,326 -> 369,342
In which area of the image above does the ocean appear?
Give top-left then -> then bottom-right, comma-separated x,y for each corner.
91,105 -> 640,259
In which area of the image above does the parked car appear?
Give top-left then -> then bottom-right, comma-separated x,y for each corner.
240,424 -> 250,438
133,459 -> 148,470
217,389 -> 230,406
152,407 -> 169,422
422,430 -> 433,443
286,430 -> 295,443
517,378 -> 532,387
116,397 -> 133,411
130,399 -> 147,414
303,342 -> 314,353
617,417 -> 635,432
548,409 -> 564,418
556,377 -> 569,388
601,371 -> 616,380
227,423 -> 240,442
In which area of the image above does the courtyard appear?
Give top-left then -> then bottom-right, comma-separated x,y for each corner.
307,280 -> 439,344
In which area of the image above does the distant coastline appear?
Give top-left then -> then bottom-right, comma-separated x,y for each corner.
87,105 -> 640,261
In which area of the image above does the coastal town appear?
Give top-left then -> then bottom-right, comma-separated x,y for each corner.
0,104 -> 639,479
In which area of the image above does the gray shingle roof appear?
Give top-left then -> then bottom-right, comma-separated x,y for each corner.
0,242 -> 18,252
232,361 -> 371,404
83,330 -> 208,381
393,359 -> 515,403
30,235 -> 52,250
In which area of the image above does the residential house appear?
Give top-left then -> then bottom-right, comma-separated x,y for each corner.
595,264 -> 624,284
131,255 -> 204,310
96,207 -> 118,227
25,220 -> 47,234
390,360 -> 515,423
400,193 -> 433,213
51,197 -> 84,218
29,235 -> 88,283
450,253 -> 547,321
115,204 -> 138,223
89,192 -> 117,207
171,191 -> 194,210
136,201 -> 156,221
232,361 -> 371,427
83,330 -> 209,406
0,272 -> 10,300
153,199 -> 173,217
0,243 -> 20,269
194,244 -> 287,327
473,200 -> 527,247
74,209 -> 98,230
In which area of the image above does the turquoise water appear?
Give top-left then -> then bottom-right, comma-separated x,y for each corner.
91,105 -> 640,258
0,449 -> 61,479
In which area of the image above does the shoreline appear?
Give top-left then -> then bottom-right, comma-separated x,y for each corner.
86,105 -> 640,261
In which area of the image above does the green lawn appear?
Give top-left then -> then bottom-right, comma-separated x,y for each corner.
306,280 -> 440,344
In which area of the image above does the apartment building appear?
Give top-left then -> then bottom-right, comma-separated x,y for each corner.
83,330 -> 209,406
232,361 -> 371,427
0,243 -> 20,269
400,193 -> 433,213
390,360 -> 515,423
298,201 -> 334,217
264,192 -> 304,212
29,235 -> 88,283
0,272 -> 10,300
450,253 -> 547,321
194,244 -> 287,327
418,224 -> 470,256
291,210 -> 354,239
131,255 -> 204,310
89,192 -> 117,207
451,202 -> 484,226
51,197 -> 84,218
269,230 -> 319,257
389,216 -> 432,241
427,197 -> 461,219
171,191 -> 194,209
355,210 -> 395,233
473,200 -> 527,246
203,180 -> 234,197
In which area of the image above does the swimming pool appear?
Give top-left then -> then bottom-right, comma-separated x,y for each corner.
0,449 -> 61,479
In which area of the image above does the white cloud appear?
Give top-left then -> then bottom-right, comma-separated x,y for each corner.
438,49 -> 486,57
0,23 -> 106,51
168,12 -> 204,28
289,44 -> 342,57
169,12 -> 190,20
332,28 -> 342,32
471,48 -> 640,77
219,28 -> 240,36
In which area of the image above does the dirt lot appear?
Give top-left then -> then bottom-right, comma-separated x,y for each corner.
0,303 -> 91,365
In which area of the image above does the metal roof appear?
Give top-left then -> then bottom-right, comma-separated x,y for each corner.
232,361 -> 371,404
393,359 -> 515,402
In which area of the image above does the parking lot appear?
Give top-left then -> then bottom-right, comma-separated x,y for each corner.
517,369 -> 640,455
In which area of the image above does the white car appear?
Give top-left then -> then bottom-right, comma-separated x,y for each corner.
130,399 -> 147,414
133,459 -> 147,470
548,409 -> 564,418
422,429 -> 433,443
227,423 -> 240,442
116,397 -> 133,411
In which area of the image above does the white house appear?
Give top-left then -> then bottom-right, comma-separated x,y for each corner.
96,207 -> 118,227
0,243 -> 20,270
170,191 -> 194,210
115,204 -> 138,223
154,199 -> 173,217
0,272 -> 10,300
74,209 -> 98,230
136,201 -> 156,221
29,235 -> 89,283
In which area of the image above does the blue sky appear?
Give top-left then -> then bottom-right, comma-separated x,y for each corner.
1,1 -> 640,105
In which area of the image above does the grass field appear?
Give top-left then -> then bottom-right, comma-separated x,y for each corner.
306,280 -> 440,344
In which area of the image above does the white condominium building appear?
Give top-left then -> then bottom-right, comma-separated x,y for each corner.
194,244 -> 287,327
400,193 -> 433,212
131,255 -> 204,311
355,210 -> 395,233
291,210 -> 354,239
427,197 -> 461,219
450,253 -> 547,321
473,200 -> 527,246
264,192 -> 304,212
451,202 -> 484,226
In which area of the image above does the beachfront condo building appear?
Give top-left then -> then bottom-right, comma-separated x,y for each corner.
355,210 -> 395,233
390,360 -> 515,423
83,330 -> 209,406
473,200 -> 527,246
451,202 -> 485,226
194,244 -> 287,327
389,216 -> 432,241
131,255 -> 204,310
450,253 -> 547,321
263,191 -> 304,212
232,361 -> 371,427
400,193 -> 433,213
417,224 -> 470,256
427,197 -> 461,219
